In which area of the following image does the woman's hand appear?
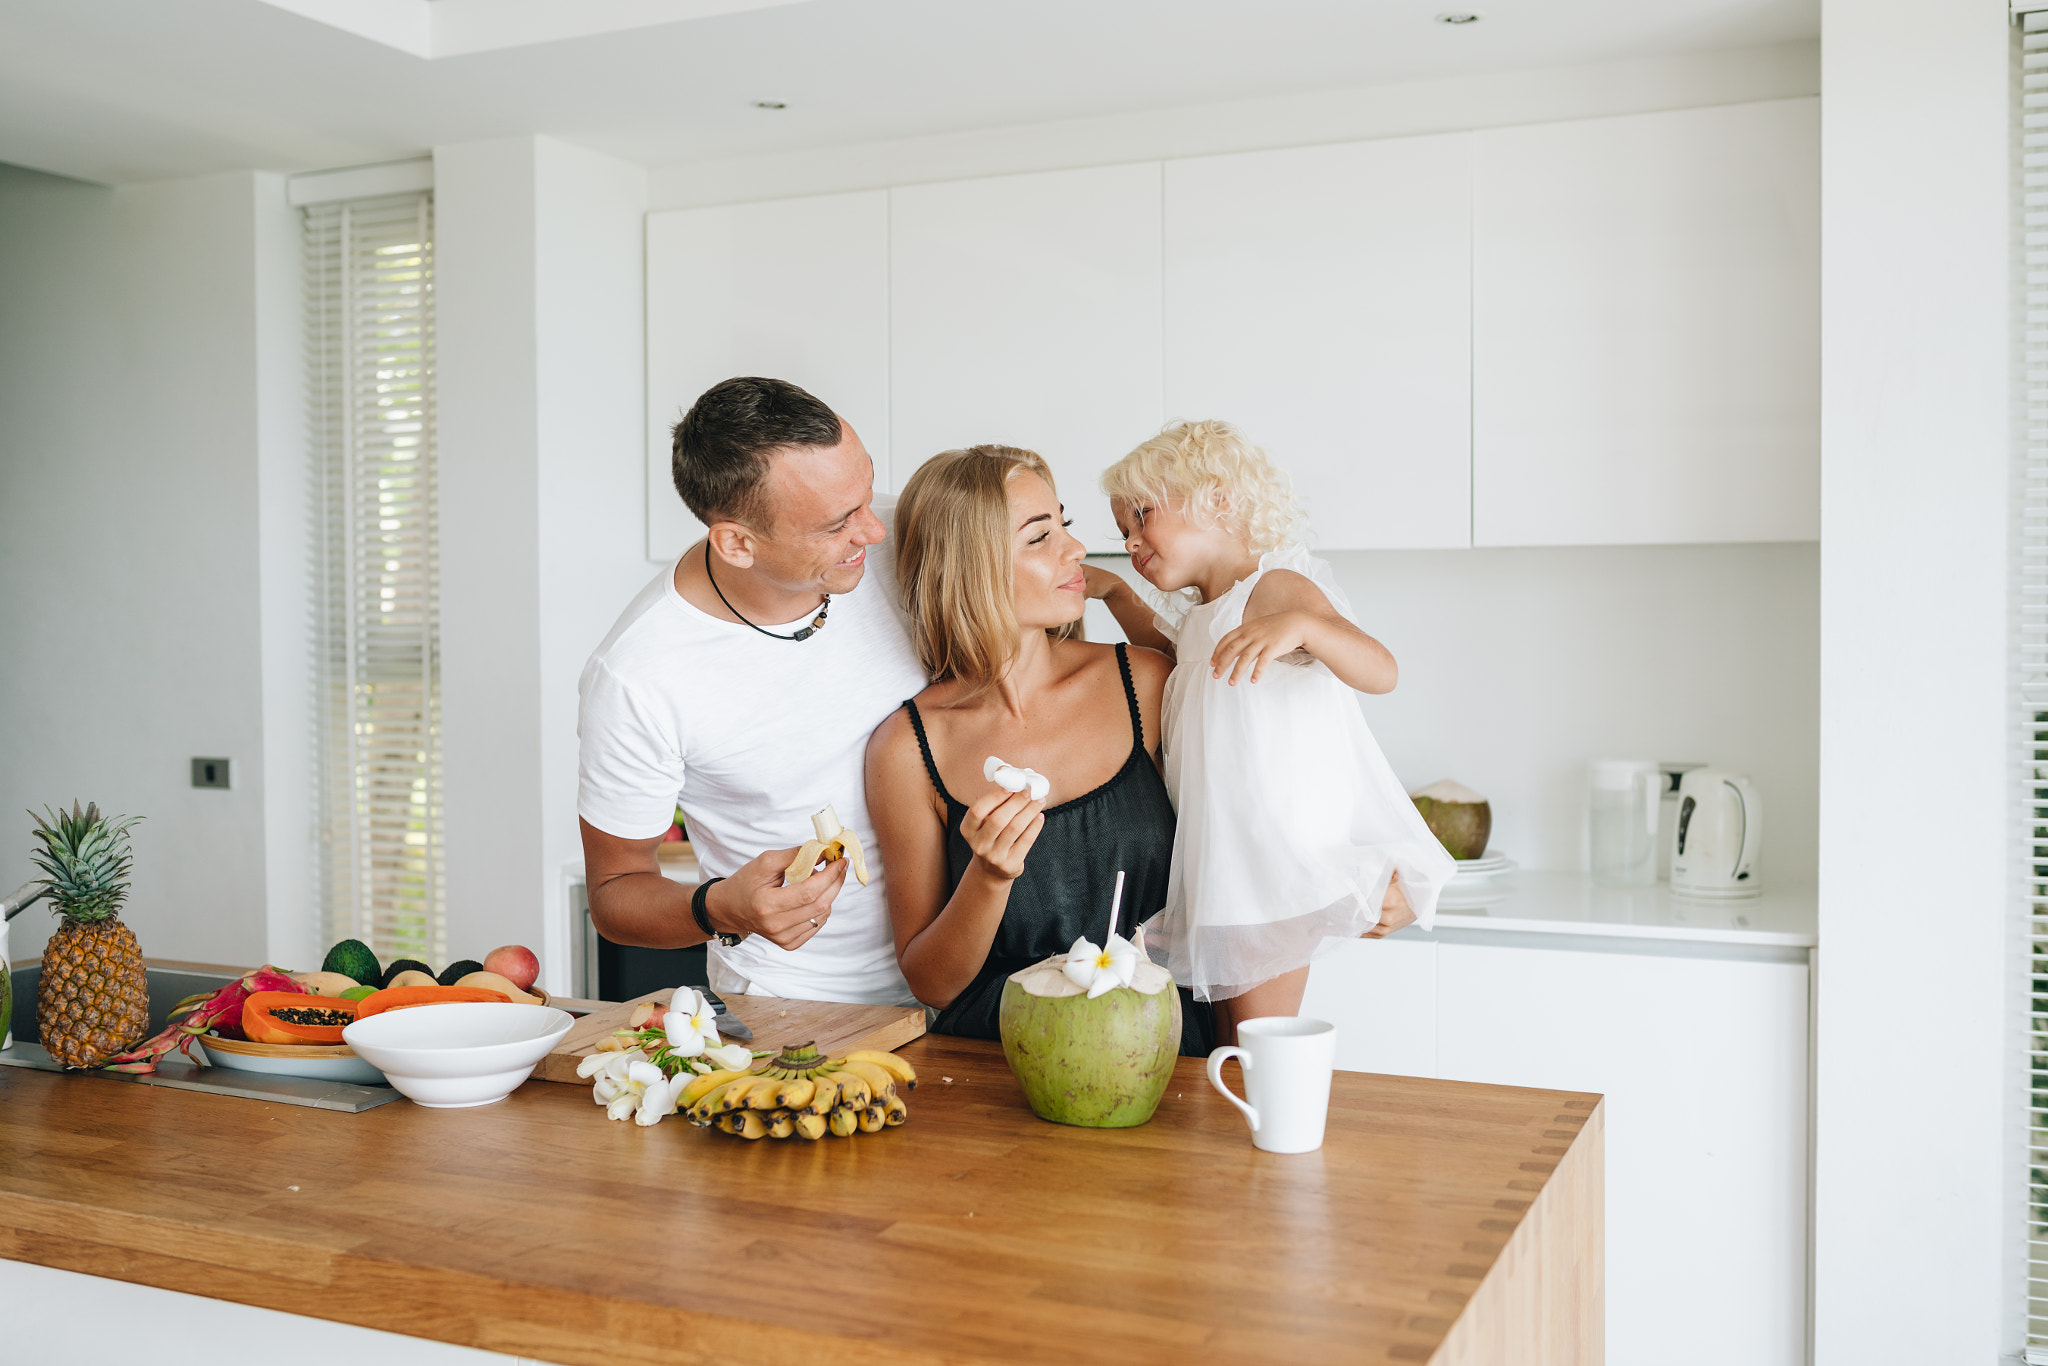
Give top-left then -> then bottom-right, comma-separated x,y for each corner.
961,786 -> 1045,881
1209,609 -> 1317,685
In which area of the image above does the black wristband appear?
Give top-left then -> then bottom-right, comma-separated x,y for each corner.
692,877 -> 741,947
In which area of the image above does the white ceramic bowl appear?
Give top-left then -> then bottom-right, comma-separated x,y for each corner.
342,1003 -> 574,1108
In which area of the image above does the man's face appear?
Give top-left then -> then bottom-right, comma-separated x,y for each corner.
750,422 -> 886,597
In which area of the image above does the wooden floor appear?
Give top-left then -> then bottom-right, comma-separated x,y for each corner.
0,1032 -> 1601,1364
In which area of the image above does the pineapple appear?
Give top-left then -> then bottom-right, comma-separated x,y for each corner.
31,802 -> 149,1069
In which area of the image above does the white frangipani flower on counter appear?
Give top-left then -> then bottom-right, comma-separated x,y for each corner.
576,1049 -> 682,1125
664,986 -> 724,1055
1063,931 -> 1140,999
984,755 -> 1050,802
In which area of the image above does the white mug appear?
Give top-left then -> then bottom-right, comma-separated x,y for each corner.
1205,1016 -> 1337,1154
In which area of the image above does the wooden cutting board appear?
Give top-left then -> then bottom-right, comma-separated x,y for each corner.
530,990 -> 926,1085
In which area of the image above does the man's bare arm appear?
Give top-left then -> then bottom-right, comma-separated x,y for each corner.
579,818 -> 846,953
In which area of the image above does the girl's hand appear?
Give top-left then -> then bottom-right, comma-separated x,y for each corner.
1210,609 -> 1316,685
1080,564 -> 1126,601
961,786 -> 1045,881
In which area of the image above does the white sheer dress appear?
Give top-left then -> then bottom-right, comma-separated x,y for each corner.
1144,544 -> 1454,1002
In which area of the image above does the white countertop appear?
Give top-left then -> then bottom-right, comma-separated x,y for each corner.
1431,869 -> 1816,948
566,858 -> 1817,949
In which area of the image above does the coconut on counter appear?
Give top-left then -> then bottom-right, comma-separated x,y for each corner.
1409,779 -> 1492,860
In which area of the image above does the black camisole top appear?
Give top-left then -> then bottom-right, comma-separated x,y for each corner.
901,643 -> 1214,1056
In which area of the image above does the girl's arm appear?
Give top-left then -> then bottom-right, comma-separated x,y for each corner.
865,708 -> 1046,1009
1211,569 -> 1397,694
1082,564 -> 1176,660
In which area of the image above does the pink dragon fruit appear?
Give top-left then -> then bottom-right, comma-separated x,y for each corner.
106,965 -> 307,1073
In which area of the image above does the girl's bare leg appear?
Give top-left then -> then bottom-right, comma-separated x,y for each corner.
1213,966 -> 1311,1046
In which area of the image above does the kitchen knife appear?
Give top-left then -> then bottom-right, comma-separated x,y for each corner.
700,986 -> 752,1041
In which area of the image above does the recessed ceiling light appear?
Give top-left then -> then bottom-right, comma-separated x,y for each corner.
1436,11 -> 1482,23
751,100 -> 789,110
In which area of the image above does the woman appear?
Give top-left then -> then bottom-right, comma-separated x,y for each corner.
866,444 -> 1214,1055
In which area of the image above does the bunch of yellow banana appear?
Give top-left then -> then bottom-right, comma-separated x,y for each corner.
784,805 -> 871,887
679,1041 -> 914,1141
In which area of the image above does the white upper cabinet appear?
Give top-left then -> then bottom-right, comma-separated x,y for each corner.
1163,133 -> 1474,550
644,191 -> 890,560
1472,98 -> 1821,547
890,165 -> 1164,552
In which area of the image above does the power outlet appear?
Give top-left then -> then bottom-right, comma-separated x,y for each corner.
190,758 -> 231,790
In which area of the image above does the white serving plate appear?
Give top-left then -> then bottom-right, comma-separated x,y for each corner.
342,1003 -> 574,1108
1448,853 -> 1517,880
191,1037 -> 387,1086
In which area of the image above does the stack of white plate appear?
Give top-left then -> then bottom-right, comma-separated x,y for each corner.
1439,852 -> 1517,909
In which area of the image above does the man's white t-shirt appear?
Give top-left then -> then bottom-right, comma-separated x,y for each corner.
577,533 -> 926,1004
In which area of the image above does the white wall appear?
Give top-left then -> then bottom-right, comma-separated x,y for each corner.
435,136 -> 650,993
1089,542 -> 1820,884
1814,2 -> 2018,1362
0,164 -> 304,969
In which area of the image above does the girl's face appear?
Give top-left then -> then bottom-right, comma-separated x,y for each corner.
1010,471 -> 1087,630
1111,495 -> 1242,594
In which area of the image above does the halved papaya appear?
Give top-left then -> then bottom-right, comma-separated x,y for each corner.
354,984 -> 510,1019
242,991 -> 361,1045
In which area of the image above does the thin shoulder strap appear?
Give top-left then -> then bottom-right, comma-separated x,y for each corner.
1114,643 -> 1145,755
901,699 -> 959,806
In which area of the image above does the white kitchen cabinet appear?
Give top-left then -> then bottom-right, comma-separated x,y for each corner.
889,165 -> 1163,550
1298,935 -> 1439,1077
1472,98 -> 1820,547
1434,940 -> 1809,1366
1163,134 -> 1473,549
644,191 -> 890,560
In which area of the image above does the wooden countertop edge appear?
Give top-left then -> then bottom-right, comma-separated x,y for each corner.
1431,1098 -> 1606,1366
0,1188 -> 984,1366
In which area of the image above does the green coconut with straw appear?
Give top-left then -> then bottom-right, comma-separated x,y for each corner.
998,870 -> 1181,1128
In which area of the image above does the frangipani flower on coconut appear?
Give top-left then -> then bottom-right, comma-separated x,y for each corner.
1063,932 -> 1141,999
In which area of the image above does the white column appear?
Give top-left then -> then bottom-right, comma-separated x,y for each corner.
434,137 -> 648,991
1815,3 -> 2017,1361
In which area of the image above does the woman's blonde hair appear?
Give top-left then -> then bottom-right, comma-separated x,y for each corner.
1099,419 -> 1304,553
895,444 -> 1079,697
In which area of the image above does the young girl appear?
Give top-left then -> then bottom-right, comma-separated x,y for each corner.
1086,419 -> 1454,1042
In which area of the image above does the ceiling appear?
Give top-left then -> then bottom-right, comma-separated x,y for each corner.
0,0 -> 1818,187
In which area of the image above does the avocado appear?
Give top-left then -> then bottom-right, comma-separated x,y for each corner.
321,938 -> 382,987
437,958 -> 484,987
378,957 -> 435,990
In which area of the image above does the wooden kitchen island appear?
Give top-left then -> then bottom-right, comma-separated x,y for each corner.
0,1034 -> 1601,1365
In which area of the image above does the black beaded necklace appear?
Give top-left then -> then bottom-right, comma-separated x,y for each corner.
704,544 -> 830,641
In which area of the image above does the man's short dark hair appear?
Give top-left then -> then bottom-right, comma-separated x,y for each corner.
672,377 -> 843,530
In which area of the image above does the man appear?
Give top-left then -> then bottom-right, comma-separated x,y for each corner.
577,377 -> 926,1003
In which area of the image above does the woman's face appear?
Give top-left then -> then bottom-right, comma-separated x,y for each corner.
1009,471 -> 1087,631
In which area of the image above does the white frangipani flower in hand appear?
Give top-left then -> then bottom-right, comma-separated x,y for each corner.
1063,932 -> 1140,999
663,986 -> 722,1055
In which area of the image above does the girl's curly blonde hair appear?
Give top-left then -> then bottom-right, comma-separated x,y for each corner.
1099,419 -> 1305,554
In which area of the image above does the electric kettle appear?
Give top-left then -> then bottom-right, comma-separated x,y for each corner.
1669,769 -> 1761,898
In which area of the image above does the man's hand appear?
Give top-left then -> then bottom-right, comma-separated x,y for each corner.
705,844 -> 849,951
1210,609 -> 1317,685
1364,873 -> 1416,939
962,786 -> 1044,882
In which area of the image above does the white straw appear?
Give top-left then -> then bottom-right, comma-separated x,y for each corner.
1107,869 -> 1125,943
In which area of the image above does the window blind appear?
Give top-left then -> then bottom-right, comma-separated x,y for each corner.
305,191 -> 446,966
2021,11 -> 2048,1357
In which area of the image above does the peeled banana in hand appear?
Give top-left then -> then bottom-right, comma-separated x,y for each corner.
784,805 -> 871,887
694,1042 -> 914,1141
